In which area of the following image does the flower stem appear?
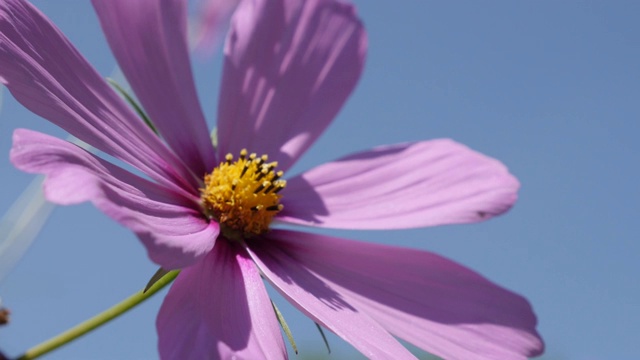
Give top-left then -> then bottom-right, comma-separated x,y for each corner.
16,270 -> 180,360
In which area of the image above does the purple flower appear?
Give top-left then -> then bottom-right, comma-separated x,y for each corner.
1,0 -> 544,358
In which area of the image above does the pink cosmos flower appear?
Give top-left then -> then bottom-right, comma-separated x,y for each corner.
1,0 -> 544,358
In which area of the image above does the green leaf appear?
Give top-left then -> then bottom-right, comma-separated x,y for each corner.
144,267 -> 171,293
315,322 -> 331,354
107,78 -> 158,135
210,127 -> 218,148
271,300 -> 297,354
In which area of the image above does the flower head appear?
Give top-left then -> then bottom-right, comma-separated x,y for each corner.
1,0 -> 544,358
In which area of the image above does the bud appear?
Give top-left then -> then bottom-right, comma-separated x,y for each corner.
0,307 -> 9,326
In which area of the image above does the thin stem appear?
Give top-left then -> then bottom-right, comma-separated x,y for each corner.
17,270 -> 180,360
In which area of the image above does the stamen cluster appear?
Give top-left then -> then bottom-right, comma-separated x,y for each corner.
200,149 -> 286,240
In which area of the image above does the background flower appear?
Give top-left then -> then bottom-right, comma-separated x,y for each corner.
192,0 -> 239,55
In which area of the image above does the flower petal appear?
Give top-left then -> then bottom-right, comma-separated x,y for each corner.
157,240 -> 287,360
259,230 -> 544,359
10,129 -> 217,269
0,0 -> 195,192
92,0 -> 216,175
246,234 -> 416,359
217,0 -> 366,171
279,139 -> 520,229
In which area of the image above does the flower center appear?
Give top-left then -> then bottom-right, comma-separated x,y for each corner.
200,149 -> 286,240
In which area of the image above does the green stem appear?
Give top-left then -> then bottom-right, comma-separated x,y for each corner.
17,270 -> 180,360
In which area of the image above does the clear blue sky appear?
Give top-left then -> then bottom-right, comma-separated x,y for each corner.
1,1 -> 639,359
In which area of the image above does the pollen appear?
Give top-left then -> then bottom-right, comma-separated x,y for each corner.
200,149 -> 286,240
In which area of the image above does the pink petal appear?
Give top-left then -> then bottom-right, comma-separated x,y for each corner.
157,240 -> 287,360
92,0 -> 216,175
258,230 -> 544,359
193,0 -> 240,55
10,129 -> 217,270
0,0 -> 195,193
278,139 -> 520,229
217,0 -> 367,171
246,235 -> 416,359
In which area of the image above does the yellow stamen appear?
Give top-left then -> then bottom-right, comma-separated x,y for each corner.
200,149 -> 285,240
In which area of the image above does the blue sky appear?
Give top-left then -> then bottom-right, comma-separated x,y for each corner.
1,1 -> 639,359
